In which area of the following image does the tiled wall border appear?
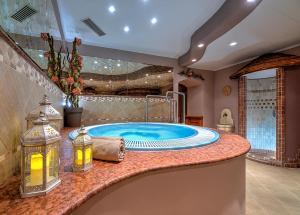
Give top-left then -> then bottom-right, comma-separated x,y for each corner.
238,76 -> 246,138
276,68 -> 286,163
80,95 -> 168,103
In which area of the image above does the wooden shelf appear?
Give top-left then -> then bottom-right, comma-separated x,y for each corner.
186,116 -> 203,126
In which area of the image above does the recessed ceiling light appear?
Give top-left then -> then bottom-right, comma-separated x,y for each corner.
89,78 -> 93,81
117,63 -> 120,67
198,43 -> 204,48
39,54 -> 43,58
106,84 -> 109,87
157,75 -> 161,78
104,66 -> 108,69
247,0 -> 255,2
151,17 -> 157,25
145,81 -> 148,84
146,73 -> 149,77
94,61 -> 98,64
192,59 -> 197,62
108,5 -> 116,13
168,70 -> 172,73
123,26 -> 130,32
229,41 -> 238,46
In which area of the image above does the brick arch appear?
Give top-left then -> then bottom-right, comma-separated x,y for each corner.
233,53 -> 300,167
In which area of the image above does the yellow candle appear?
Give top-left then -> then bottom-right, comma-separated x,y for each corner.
30,153 -> 50,186
76,148 -> 91,165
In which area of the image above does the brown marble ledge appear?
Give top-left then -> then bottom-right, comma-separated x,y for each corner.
0,128 -> 250,215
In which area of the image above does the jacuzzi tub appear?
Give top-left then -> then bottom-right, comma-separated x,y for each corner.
69,123 -> 219,151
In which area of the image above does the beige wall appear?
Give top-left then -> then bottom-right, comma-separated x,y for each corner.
284,66 -> 300,159
72,156 -> 246,215
0,37 -> 64,185
185,70 -> 215,127
213,63 -> 247,131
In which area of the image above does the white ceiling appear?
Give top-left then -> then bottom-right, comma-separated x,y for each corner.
192,0 -> 300,71
57,0 -> 225,58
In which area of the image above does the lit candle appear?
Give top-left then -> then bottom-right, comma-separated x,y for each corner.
30,153 -> 50,186
76,148 -> 91,165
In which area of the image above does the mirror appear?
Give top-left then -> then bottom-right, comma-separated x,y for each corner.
0,0 -> 173,97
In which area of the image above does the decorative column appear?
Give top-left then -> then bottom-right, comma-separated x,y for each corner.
276,67 -> 286,163
238,76 -> 247,138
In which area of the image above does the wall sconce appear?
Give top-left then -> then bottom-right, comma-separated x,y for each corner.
72,126 -> 93,172
20,112 -> 61,198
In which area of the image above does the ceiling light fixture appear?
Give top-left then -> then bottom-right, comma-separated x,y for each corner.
108,5 -> 116,13
229,41 -> 238,46
104,66 -> 108,69
94,61 -> 98,64
89,78 -> 93,81
151,17 -> 157,25
117,63 -> 120,67
39,54 -> 43,58
145,81 -> 148,84
198,43 -> 204,48
192,59 -> 197,62
157,75 -> 161,78
168,70 -> 172,73
247,0 -> 255,2
146,73 -> 149,77
123,26 -> 130,33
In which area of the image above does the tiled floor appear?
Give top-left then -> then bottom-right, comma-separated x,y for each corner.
247,160 -> 300,215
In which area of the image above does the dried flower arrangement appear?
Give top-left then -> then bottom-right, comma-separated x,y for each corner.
41,33 -> 83,108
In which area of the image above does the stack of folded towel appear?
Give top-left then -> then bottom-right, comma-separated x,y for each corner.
92,137 -> 126,162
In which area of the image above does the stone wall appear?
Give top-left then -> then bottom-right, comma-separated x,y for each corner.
0,36 -> 64,185
80,96 -> 171,125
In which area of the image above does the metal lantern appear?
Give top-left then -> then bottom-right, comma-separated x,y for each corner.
20,112 -> 61,198
26,95 -> 63,131
72,126 -> 93,172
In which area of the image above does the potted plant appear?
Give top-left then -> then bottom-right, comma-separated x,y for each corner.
41,33 -> 84,127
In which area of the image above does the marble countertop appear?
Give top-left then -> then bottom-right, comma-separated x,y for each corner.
0,128 -> 250,215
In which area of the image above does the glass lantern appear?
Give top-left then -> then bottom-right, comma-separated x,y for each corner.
26,95 -> 63,131
72,126 -> 93,172
20,112 -> 61,198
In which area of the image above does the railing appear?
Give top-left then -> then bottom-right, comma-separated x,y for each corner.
145,91 -> 185,124
166,91 -> 186,124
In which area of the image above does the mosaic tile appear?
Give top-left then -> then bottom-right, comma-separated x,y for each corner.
246,78 -> 276,151
0,129 -> 250,215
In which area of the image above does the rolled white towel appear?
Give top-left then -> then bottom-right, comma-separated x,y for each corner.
92,137 -> 126,162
